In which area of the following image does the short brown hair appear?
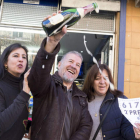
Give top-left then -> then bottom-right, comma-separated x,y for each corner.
82,64 -> 123,102
61,51 -> 83,62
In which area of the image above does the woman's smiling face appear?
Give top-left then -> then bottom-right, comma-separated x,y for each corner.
93,69 -> 110,96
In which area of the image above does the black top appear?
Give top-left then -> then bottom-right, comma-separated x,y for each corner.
61,87 -> 73,140
0,71 -> 30,140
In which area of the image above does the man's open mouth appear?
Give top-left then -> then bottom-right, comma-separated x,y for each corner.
67,69 -> 75,75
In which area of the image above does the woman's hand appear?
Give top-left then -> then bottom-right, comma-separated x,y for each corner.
23,69 -> 31,94
133,123 -> 140,140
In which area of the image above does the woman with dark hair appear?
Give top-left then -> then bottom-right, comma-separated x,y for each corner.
83,64 -> 139,140
0,43 -> 30,140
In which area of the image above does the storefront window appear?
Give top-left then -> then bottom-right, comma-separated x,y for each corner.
0,28 -> 46,68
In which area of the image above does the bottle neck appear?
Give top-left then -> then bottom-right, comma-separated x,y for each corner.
83,2 -> 99,15
77,3 -> 99,19
77,3 -> 94,19
82,3 -> 94,15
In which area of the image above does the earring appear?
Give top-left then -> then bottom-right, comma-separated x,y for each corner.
5,65 -> 8,70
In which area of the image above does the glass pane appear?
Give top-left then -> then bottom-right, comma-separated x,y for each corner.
0,29 -> 46,68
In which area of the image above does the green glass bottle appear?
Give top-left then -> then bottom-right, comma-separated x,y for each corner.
42,2 -> 99,37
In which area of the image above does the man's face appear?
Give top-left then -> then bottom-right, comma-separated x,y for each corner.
58,53 -> 82,84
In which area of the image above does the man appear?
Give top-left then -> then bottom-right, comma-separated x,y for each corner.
28,15 -> 92,140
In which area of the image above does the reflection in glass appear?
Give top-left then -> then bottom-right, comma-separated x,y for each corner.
0,30 -> 46,68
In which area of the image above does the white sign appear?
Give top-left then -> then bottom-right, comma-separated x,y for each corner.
23,0 -> 40,4
118,98 -> 140,128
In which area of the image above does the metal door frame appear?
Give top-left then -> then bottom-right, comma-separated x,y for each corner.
67,30 -> 115,74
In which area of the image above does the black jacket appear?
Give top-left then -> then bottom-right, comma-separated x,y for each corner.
100,92 -> 135,140
28,38 -> 93,140
0,71 -> 30,140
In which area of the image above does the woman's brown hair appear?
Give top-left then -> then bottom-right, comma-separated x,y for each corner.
82,64 -> 123,102
0,43 -> 28,80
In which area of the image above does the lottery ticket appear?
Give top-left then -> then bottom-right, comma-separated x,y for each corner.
118,97 -> 140,128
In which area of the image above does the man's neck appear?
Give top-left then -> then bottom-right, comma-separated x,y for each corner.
63,82 -> 73,91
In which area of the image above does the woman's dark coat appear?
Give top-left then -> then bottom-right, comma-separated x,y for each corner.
99,92 -> 135,140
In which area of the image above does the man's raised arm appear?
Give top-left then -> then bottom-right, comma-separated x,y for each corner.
28,14 -> 67,97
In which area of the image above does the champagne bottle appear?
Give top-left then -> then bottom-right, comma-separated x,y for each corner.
42,2 -> 99,37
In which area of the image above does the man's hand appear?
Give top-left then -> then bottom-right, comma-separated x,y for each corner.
44,13 -> 67,53
133,123 -> 140,140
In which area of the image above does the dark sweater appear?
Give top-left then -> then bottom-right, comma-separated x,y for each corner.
0,71 -> 30,140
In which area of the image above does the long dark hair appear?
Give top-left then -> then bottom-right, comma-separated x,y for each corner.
82,64 -> 123,102
0,43 -> 28,79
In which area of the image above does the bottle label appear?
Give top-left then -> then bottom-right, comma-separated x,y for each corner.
77,8 -> 84,18
49,14 -> 64,25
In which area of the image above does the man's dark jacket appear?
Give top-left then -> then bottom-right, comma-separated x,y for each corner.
28,38 -> 93,140
99,92 -> 135,140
